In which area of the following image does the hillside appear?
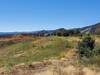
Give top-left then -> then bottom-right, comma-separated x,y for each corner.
0,23 -> 100,37
0,35 -> 99,74
0,36 -> 99,75
80,23 -> 100,34
0,36 -> 79,67
0,36 -> 80,74
0,23 -> 100,75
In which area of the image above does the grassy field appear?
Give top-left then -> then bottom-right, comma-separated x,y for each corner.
0,36 -> 80,68
0,36 -> 100,75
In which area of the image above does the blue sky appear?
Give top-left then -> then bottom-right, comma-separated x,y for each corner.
0,0 -> 100,32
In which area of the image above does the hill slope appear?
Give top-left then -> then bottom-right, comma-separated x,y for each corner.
0,23 -> 100,37
80,23 -> 100,34
0,36 -> 77,67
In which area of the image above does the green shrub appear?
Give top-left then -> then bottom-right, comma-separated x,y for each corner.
93,46 -> 100,56
78,35 -> 100,67
78,34 -> 95,58
91,46 -> 100,66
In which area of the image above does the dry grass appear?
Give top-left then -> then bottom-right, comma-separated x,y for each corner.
0,49 -> 100,75
1,58 -> 100,75
0,36 -> 100,75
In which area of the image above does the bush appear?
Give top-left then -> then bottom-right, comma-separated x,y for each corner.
78,35 -> 100,67
78,34 -> 95,58
93,46 -> 100,56
91,47 -> 100,65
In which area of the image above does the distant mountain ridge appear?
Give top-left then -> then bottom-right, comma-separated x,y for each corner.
80,23 -> 100,34
0,22 -> 100,37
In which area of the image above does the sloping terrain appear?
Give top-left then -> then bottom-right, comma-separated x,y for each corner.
0,36 -> 100,75
0,36 -> 78,68
1,49 -> 100,75
80,23 -> 100,34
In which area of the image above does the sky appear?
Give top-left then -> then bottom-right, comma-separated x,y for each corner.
0,0 -> 100,32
